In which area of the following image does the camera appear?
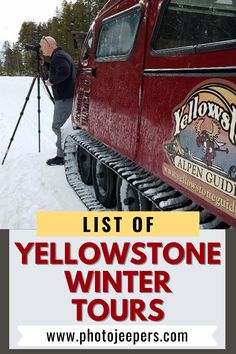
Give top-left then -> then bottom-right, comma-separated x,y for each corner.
25,44 -> 41,53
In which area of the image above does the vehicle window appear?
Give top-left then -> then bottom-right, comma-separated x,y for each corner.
153,0 -> 236,51
96,7 -> 142,60
82,30 -> 93,61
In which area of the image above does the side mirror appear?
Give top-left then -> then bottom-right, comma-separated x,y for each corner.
71,31 -> 87,50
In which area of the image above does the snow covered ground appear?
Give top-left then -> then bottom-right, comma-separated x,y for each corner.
0,76 -> 86,229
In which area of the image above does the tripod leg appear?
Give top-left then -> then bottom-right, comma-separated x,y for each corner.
2,77 -> 37,165
37,75 -> 41,153
40,76 -> 55,104
37,74 -> 55,153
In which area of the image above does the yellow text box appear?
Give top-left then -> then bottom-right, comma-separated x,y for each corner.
37,211 -> 199,237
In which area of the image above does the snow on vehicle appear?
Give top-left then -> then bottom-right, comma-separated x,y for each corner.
64,0 -> 236,228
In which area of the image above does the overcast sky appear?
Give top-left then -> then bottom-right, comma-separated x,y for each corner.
0,0 -> 74,44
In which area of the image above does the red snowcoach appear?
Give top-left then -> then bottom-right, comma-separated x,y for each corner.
64,0 -> 236,228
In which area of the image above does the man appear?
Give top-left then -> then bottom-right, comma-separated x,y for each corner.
39,36 -> 76,166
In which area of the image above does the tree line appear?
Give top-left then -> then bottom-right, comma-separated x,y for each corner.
0,0 -> 106,76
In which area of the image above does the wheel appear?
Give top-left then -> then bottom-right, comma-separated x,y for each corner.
77,146 -> 93,185
116,177 -> 151,211
92,159 -> 117,207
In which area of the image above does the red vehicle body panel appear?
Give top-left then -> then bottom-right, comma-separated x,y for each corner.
72,0 -> 236,227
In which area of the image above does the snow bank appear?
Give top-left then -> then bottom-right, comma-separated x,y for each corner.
0,76 -> 86,229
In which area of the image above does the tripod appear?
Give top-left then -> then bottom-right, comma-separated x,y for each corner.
1,55 -> 54,165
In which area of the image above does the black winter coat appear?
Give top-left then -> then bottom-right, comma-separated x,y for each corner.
49,47 -> 76,101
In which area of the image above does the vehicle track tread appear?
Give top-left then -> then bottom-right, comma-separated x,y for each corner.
64,130 -> 229,228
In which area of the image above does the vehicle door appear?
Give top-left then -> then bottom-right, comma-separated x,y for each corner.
88,0 -> 148,160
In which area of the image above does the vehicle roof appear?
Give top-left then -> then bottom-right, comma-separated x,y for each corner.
96,0 -> 129,18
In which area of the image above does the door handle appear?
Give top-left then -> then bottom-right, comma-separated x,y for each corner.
92,67 -> 96,77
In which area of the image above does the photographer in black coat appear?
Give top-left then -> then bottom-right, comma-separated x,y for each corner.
39,36 -> 76,166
